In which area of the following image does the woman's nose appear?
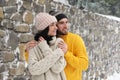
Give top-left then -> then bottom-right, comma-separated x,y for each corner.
54,24 -> 58,29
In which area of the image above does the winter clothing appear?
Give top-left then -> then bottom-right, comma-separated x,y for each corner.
35,13 -> 57,31
52,11 -> 89,80
28,37 -> 66,80
55,13 -> 67,22
60,32 -> 89,80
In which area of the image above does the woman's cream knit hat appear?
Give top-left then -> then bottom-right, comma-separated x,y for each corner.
35,12 -> 57,31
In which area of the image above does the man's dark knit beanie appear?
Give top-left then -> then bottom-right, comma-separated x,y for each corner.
55,13 -> 68,21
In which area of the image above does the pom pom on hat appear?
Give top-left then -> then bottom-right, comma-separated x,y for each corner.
35,12 -> 57,31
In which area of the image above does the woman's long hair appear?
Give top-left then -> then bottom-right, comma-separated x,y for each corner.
34,26 -> 53,45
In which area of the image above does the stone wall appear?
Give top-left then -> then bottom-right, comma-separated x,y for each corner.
81,13 -> 120,80
0,0 -> 120,80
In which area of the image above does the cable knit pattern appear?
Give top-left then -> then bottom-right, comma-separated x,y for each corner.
28,38 -> 66,80
50,38 -> 66,73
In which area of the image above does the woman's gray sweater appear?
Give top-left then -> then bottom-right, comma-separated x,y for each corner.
28,38 -> 66,80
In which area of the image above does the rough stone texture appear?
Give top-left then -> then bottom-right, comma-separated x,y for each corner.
3,52 -> 15,63
23,11 -> 34,24
14,24 -> 30,33
19,44 -> 26,61
0,0 -> 6,7
0,7 -> 4,21
3,6 -> 17,13
0,38 -> 6,51
9,68 -> 16,75
7,31 -> 19,50
0,64 -> 6,73
23,0 -> 32,10
6,0 -> 16,6
0,0 -> 120,80
0,29 -> 5,37
19,34 -> 34,43
16,62 -> 26,75
0,74 -> 3,80
2,19 -> 13,29
10,13 -> 22,22
33,3 -> 44,13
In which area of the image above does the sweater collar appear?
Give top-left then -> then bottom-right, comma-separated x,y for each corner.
49,36 -> 56,45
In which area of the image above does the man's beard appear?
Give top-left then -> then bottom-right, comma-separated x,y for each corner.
57,30 -> 68,36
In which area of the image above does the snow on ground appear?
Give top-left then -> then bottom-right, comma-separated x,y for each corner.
107,72 -> 120,80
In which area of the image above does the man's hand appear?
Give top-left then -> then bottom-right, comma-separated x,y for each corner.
25,40 -> 38,52
38,37 -> 45,42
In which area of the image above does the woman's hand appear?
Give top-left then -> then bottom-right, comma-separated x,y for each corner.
58,41 -> 68,54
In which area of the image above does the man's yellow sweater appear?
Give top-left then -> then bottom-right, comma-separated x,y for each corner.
61,32 -> 89,80
25,32 -> 89,80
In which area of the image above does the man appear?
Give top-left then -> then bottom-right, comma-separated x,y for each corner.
50,11 -> 89,80
25,11 -> 89,80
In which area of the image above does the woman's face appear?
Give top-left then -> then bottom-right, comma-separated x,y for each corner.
48,22 -> 57,36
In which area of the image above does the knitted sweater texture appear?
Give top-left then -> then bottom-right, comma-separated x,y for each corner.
61,32 -> 89,80
28,38 -> 66,80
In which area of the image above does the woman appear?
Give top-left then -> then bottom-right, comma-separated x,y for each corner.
28,12 -> 67,80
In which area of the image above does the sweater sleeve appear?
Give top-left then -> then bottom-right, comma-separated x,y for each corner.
51,56 -> 66,73
50,38 -> 66,73
65,35 -> 89,71
28,41 -> 64,75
